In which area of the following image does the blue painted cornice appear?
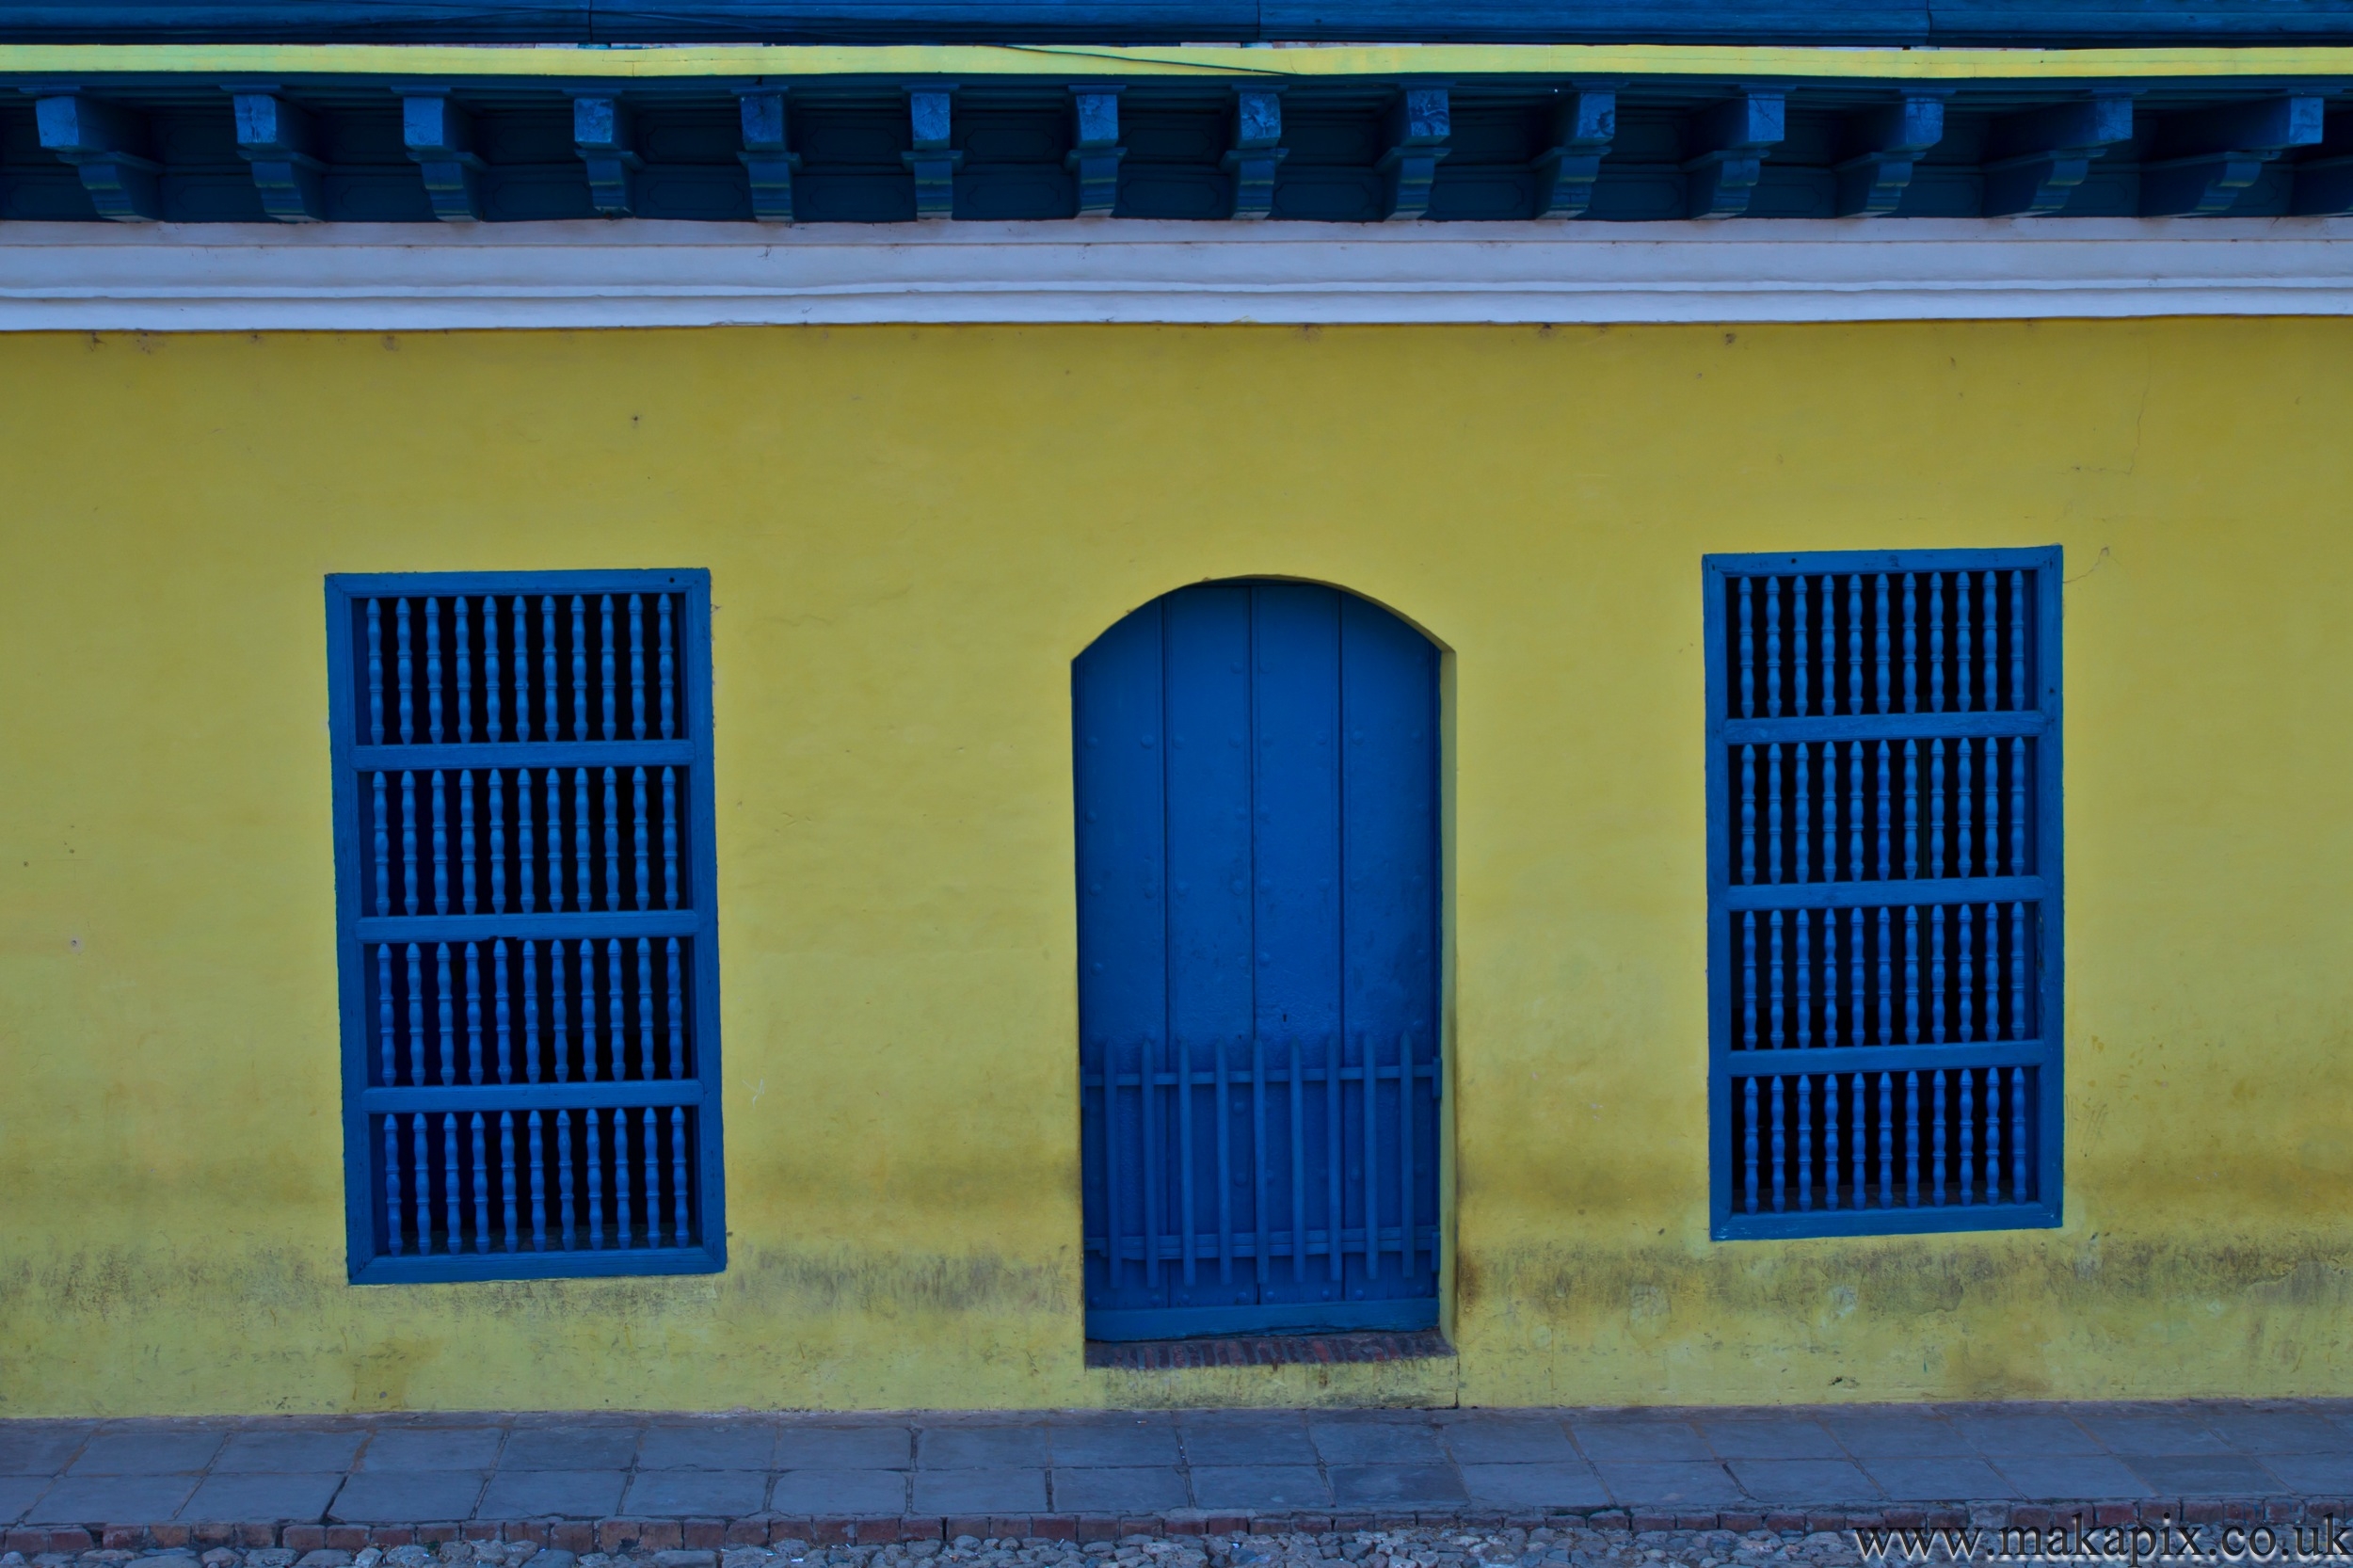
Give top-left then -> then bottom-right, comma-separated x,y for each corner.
3,40 -> 2349,225
3,0 -> 2353,47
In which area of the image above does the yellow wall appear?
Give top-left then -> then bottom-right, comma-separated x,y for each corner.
2,317 -> 2349,1416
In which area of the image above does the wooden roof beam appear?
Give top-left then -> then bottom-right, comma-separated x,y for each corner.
231,88 -> 324,221
2290,110 -> 2353,215
1222,85 -> 1285,220
403,90 -> 485,222
1833,93 -> 1946,217
1981,96 -> 2136,216
2140,94 -> 2325,215
32,90 -> 159,219
1068,86 -> 1124,217
1377,84 -> 1449,221
1685,88 -> 1785,218
738,88 -> 800,223
1533,86 -> 1617,218
571,93 -> 639,216
904,85 -> 957,219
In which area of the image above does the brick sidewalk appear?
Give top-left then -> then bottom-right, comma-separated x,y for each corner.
5,1402 -> 2351,1555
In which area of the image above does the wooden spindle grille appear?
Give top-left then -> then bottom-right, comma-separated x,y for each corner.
328,571 -> 725,1282
1706,550 -> 2063,1239
1080,1034 -> 1444,1293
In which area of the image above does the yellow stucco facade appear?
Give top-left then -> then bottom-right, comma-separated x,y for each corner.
1,316 -> 2347,1416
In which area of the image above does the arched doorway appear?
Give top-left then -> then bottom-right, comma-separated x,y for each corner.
1074,580 -> 1442,1341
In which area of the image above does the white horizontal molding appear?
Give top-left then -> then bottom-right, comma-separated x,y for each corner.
2,217 -> 2350,328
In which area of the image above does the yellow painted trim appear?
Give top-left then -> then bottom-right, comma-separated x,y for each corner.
7,40 -> 2353,83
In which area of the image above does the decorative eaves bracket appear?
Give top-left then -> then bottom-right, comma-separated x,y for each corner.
1224,86 -> 1287,219
402,91 -> 484,221
905,87 -> 960,219
2140,94 -> 2325,216
1982,97 -> 2136,216
32,92 -> 160,220
230,88 -> 324,221
738,88 -> 799,222
1533,87 -> 1616,218
2291,111 -> 2353,216
571,94 -> 641,216
1377,85 -> 1449,221
1685,90 -> 1785,219
1068,86 -> 1125,216
1834,94 -> 1947,216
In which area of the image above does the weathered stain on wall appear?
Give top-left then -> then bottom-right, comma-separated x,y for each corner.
1451,1233 -> 2353,1405
1,318 -> 2348,1415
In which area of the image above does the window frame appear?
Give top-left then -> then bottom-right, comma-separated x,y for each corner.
1703,547 -> 2063,1241
325,568 -> 726,1283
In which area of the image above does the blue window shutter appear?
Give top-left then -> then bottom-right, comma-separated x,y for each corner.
1703,550 -> 2062,1240
325,571 -> 724,1282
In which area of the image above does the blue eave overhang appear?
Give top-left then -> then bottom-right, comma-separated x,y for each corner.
3,40 -> 2351,223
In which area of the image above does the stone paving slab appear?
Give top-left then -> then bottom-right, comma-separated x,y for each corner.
2,1400 -> 2352,1551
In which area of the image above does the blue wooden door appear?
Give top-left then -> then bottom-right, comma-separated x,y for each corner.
1075,581 -> 1441,1341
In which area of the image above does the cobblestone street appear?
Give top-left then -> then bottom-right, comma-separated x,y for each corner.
0,1522 -> 1880,1568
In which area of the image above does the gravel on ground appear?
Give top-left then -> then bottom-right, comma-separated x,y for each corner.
0,1524 -> 1880,1568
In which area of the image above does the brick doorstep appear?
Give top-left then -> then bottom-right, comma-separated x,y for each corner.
9,1496 -> 2346,1554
